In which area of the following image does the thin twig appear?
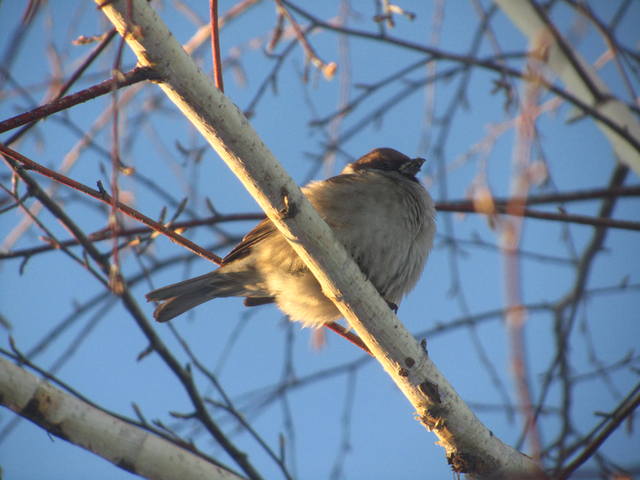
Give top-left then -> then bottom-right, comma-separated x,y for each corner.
0,213 -> 262,260
436,200 -> 640,232
325,322 -> 372,356
0,144 -> 222,264
280,0 -> 640,154
558,383 -> 640,479
0,67 -> 158,134
209,0 -> 225,91
273,0 -> 336,80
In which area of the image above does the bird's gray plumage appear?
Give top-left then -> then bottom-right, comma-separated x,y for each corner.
146,147 -> 436,328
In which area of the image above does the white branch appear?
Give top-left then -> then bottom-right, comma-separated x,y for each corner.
90,0 -> 544,478
495,0 -> 640,175
0,357 -> 244,480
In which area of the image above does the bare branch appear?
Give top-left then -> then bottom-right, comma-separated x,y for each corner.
0,356 -> 245,480
95,1 -> 544,477
0,145 -> 222,265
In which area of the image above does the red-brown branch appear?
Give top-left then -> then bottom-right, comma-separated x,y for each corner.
0,67 -> 158,134
0,213 -> 264,260
0,144 -> 222,265
325,322 -> 372,356
209,0 -> 225,92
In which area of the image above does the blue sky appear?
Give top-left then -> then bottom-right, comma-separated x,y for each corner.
1,1 -> 639,479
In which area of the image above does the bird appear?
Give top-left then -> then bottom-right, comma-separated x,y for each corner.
146,147 -> 436,328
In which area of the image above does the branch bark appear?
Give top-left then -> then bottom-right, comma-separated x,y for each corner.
90,0 -> 544,477
495,0 -> 640,175
0,357 -> 245,480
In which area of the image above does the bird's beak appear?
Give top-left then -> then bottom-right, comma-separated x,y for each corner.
400,157 -> 426,176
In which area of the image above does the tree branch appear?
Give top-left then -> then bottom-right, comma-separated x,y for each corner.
94,0 -> 544,477
495,0 -> 640,175
0,144 -> 222,265
0,356 -> 245,480
0,67 -> 158,134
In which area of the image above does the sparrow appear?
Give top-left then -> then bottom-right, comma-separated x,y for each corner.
146,147 -> 436,328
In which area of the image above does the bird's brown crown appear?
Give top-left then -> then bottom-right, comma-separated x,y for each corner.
348,148 -> 425,181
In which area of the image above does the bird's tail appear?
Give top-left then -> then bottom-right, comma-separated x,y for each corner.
146,270 -> 258,323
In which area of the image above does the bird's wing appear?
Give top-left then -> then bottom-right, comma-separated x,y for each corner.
222,174 -> 358,265
222,218 -> 276,264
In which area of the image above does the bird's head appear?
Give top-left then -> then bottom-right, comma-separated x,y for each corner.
342,148 -> 426,182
